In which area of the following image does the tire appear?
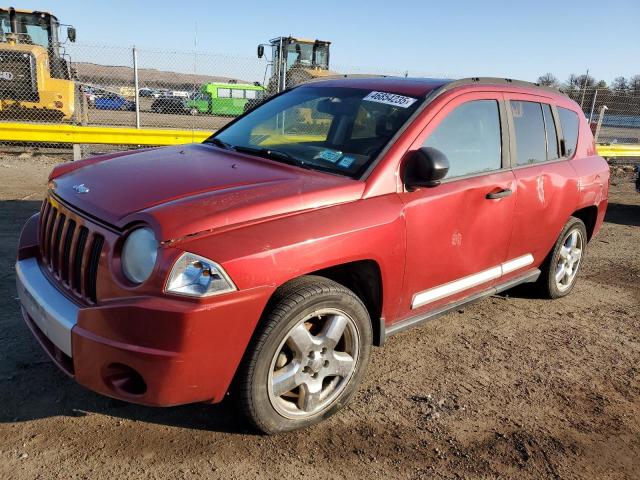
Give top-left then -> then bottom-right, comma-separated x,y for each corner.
189,108 -> 199,116
235,275 -> 372,434
537,217 -> 587,299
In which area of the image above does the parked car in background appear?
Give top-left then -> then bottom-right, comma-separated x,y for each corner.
16,77 -> 609,434
187,82 -> 266,116
150,96 -> 189,114
93,92 -> 136,111
139,88 -> 161,98
80,85 -> 96,107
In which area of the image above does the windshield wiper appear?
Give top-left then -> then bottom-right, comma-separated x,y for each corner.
204,137 -> 234,150
232,146 -> 309,169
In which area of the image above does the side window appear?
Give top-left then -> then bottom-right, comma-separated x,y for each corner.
231,89 -> 244,99
542,104 -> 559,160
423,100 -> 502,179
511,101 -> 547,165
246,90 -> 257,99
218,88 -> 231,98
557,107 -> 579,157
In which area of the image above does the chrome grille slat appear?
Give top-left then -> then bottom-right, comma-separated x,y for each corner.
86,235 -> 104,303
46,209 -> 58,266
51,214 -> 66,272
38,197 -> 104,305
61,219 -> 76,285
73,226 -> 88,296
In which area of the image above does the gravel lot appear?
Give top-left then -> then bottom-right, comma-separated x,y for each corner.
0,153 -> 638,479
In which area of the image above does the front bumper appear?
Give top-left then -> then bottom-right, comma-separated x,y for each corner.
16,215 -> 274,407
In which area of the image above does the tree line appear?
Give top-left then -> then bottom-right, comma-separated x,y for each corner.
537,73 -> 640,95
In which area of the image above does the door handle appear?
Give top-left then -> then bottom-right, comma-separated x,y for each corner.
486,188 -> 513,200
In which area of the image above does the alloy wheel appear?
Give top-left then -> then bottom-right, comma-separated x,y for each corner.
267,308 -> 359,419
555,228 -> 584,292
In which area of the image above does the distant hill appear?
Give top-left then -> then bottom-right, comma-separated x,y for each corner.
71,62 -> 255,90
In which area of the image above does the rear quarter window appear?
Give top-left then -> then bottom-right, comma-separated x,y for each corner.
557,107 -> 580,157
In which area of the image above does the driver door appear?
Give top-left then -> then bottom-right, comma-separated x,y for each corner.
396,92 -> 519,321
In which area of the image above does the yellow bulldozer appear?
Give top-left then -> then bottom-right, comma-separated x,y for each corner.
257,36 -> 336,94
0,7 -> 76,121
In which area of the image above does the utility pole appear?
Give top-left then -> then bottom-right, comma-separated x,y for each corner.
594,105 -> 608,143
579,68 -> 590,109
133,46 -> 140,129
588,88 -> 598,123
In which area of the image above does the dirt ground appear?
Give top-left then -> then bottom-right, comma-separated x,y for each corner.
0,153 -> 638,480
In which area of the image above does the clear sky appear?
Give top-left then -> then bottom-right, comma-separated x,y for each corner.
9,0 -> 640,83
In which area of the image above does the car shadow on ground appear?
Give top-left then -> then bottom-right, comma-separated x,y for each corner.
0,352 -> 256,434
604,202 -> 640,227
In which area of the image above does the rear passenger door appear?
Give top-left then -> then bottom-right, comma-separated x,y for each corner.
503,94 -> 581,281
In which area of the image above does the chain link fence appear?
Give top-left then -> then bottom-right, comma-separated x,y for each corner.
564,87 -> 640,144
0,36 -> 442,158
0,22 -> 638,160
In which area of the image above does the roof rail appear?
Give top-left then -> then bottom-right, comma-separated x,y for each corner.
432,76 -> 562,96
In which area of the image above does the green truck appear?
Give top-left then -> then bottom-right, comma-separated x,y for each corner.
187,82 -> 266,116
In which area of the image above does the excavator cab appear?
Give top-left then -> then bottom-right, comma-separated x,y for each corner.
258,36 -> 332,94
0,7 -> 77,120
273,36 -> 330,70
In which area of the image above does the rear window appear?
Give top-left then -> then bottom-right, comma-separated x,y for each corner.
511,101 -> 547,166
558,107 -> 580,157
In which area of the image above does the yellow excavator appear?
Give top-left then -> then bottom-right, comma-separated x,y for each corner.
0,7 -> 76,120
257,36 -> 336,94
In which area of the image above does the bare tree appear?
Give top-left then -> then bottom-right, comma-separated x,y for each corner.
537,73 -> 559,88
563,73 -> 595,92
629,75 -> 640,95
611,76 -> 629,94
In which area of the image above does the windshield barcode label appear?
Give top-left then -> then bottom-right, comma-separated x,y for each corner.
363,91 -> 417,108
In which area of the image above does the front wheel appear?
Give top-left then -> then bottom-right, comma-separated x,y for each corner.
236,276 -> 372,434
537,217 -> 587,298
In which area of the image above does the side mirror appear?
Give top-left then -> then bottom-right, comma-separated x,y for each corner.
257,45 -> 264,58
404,147 -> 450,190
67,26 -> 76,42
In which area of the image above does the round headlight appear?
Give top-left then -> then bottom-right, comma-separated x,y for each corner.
121,227 -> 158,284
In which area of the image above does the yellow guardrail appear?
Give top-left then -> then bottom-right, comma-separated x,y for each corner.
0,122 -> 639,157
596,144 -> 640,158
0,122 -> 211,146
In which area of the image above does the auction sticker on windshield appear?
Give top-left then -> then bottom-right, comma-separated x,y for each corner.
363,91 -> 417,108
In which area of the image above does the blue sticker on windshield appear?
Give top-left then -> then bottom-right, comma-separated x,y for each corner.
315,149 -> 343,163
337,156 -> 355,168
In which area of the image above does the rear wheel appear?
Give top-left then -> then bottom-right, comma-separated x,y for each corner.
236,276 -> 372,434
537,217 -> 587,298
189,107 -> 199,116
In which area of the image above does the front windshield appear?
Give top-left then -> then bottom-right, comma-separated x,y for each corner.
207,86 -> 423,178
0,12 -> 51,49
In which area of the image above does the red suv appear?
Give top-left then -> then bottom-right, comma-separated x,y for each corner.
16,78 -> 609,433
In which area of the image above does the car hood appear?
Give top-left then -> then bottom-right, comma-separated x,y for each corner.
50,144 -> 364,242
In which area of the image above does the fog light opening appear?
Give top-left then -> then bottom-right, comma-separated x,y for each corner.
104,363 -> 147,396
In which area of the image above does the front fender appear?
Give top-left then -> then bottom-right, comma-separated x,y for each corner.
174,194 -> 407,322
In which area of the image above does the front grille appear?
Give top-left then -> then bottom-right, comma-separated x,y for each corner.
39,198 -> 104,304
0,50 -> 38,102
